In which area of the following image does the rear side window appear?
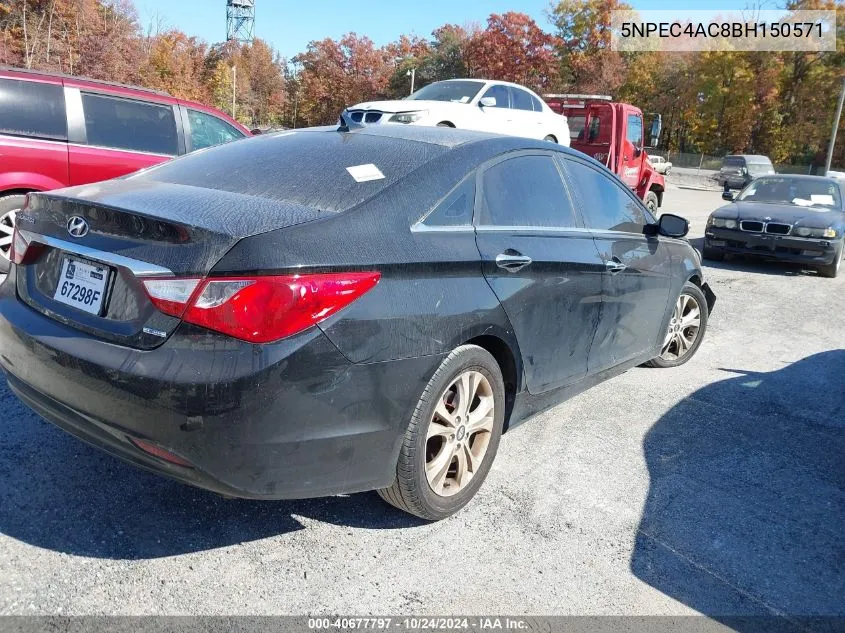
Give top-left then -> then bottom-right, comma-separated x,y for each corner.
187,109 -> 244,151
422,177 -> 475,227
0,78 -> 67,141
82,93 -> 177,155
479,155 -> 577,228
531,95 -> 544,112
564,159 -> 649,233
510,88 -> 534,112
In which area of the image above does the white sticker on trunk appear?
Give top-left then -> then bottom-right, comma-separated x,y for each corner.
346,164 -> 385,182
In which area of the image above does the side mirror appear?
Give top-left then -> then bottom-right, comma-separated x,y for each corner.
250,128 -> 263,135
657,213 -> 689,238
722,190 -> 735,201
479,96 -> 496,108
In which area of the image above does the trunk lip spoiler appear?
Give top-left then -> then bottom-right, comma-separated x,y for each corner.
18,230 -> 174,278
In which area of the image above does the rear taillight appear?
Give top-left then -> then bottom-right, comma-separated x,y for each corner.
9,195 -> 43,265
142,272 -> 380,343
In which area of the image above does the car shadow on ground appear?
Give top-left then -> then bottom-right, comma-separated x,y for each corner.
689,237 -> 822,278
0,383 -> 425,560
631,350 -> 845,626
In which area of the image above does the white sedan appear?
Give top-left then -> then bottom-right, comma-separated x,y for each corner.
342,79 -> 570,145
649,155 -> 672,174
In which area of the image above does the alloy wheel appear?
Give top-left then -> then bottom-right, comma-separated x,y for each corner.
0,208 -> 17,262
660,292 -> 702,361
425,370 -> 495,497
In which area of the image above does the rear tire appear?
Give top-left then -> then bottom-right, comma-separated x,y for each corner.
646,282 -> 709,368
644,191 -> 659,212
818,242 -> 843,278
0,194 -> 27,274
378,344 -> 506,521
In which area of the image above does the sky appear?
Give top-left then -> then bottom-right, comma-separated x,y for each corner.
135,0 -> 747,60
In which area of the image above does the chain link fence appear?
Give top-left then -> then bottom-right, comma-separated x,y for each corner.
655,150 -> 821,175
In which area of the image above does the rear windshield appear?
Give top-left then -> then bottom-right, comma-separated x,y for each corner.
132,130 -> 446,213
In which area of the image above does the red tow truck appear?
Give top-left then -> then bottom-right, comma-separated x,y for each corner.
544,94 -> 665,212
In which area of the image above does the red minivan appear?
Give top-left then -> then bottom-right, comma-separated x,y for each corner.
0,67 -> 252,272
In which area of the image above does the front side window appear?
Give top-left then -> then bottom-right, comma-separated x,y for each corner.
510,88 -> 534,112
626,114 -> 643,147
564,159 -> 649,232
82,93 -> 177,155
480,155 -> 577,228
187,109 -> 244,151
481,85 -> 509,109
0,78 -> 67,140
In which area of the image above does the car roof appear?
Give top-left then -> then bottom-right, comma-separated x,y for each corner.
749,174 -> 842,185
434,77 -> 543,94
727,154 -> 772,162
0,65 -> 170,97
132,125 -> 586,213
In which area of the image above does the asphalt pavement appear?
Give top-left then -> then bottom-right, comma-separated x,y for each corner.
0,187 -> 842,618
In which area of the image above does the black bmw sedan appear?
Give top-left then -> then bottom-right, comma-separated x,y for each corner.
0,126 -> 714,520
704,174 -> 845,277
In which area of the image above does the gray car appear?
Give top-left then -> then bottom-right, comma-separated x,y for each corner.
719,155 -> 775,190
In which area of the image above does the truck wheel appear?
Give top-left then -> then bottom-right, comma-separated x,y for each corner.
644,191 -> 659,212
378,344 -> 506,521
0,194 -> 26,274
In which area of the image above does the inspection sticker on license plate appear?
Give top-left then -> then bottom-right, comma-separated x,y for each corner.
53,257 -> 109,315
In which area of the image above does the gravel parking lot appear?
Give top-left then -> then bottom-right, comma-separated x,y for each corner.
0,186 -> 842,618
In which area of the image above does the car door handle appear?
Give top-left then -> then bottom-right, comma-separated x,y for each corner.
605,258 -> 627,274
496,252 -> 533,272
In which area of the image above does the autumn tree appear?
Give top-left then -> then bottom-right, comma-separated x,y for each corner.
464,12 -> 559,93
293,33 -> 390,126
551,0 -> 629,93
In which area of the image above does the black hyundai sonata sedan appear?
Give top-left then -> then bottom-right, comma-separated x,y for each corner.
705,174 -> 845,277
0,126 -> 714,520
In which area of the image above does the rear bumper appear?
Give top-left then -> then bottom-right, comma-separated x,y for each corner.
704,229 -> 840,265
0,273 -> 440,499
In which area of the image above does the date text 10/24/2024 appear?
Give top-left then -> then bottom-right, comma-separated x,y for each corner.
308,618 -> 530,630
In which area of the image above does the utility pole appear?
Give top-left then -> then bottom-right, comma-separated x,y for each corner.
824,76 -> 845,176
232,65 -> 237,119
406,68 -> 416,95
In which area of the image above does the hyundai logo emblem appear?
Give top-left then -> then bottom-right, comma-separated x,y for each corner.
67,216 -> 89,238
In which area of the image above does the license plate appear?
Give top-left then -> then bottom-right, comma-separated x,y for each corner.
708,240 -> 726,247
53,257 -> 109,315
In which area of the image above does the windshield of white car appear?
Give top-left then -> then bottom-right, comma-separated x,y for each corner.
736,177 -> 841,209
405,80 -> 486,103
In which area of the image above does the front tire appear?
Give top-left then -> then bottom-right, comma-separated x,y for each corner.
378,345 -> 506,520
818,242 -> 843,278
0,194 -> 26,274
702,246 -> 725,262
644,191 -> 659,212
646,282 -> 709,368
436,122 -> 455,128
543,135 -> 557,143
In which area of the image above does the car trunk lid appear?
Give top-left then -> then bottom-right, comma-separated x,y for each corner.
16,180 -> 329,349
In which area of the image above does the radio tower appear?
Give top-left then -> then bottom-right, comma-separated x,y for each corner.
226,0 -> 255,43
